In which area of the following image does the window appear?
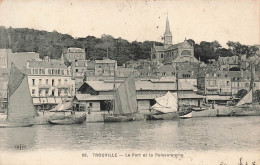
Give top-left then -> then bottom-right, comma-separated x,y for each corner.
32,79 -> 35,86
39,69 -> 42,74
46,79 -> 48,85
35,69 -> 38,74
75,69 -> 78,73
42,69 -> 45,74
57,70 -> 60,74
39,89 -> 42,96
61,70 -> 64,75
51,89 -> 55,96
163,72 -> 166,76
52,79 -> 55,86
39,79 -> 42,84
89,103 -> 93,108
52,69 -> 54,75
46,90 -> 49,96
48,69 -> 51,74
227,81 -> 230,86
161,54 -> 164,59
32,89 -> 35,95
58,79 -> 61,85
58,89 -> 61,96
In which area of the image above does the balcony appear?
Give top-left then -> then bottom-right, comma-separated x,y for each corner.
56,84 -> 70,89
38,84 -> 51,89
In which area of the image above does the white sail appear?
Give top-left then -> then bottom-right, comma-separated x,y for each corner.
151,91 -> 178,113
7,63 -> 38,122
236,90 -> 253,106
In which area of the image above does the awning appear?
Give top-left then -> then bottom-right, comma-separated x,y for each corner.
33,98 -> 40,105
54,98 -> 62,103
39,98 -> 48,104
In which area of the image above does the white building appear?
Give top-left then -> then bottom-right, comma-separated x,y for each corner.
27,60 -> 74,110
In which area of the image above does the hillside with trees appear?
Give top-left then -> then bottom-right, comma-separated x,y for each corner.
0,26 -> 258,65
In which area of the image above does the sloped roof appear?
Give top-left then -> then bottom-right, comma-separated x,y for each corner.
154,46 -> 166,51
8,52 -> 39,69
75,92 -> 204,101
156,64 -> 175,73
95,58 -> 116,64
71,60 -> 95,69
79,79 -> 197,92
28,61 -> 67,69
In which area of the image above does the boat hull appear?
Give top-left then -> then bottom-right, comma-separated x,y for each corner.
103,114 -> 135,122
179,112 -> 192,119
48,115 -> 86,125
0,122 -> 34,128
146,112 -> 178,120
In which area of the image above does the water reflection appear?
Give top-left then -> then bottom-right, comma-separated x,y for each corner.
1,127 -> 36,151
0,117 -> 260,151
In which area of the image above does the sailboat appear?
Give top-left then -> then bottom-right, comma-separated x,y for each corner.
0,63 -> 38,128
146,91 -> 180,120
103,74 -> 142,122
228,63 -> 260,116
48,98 -> 86,125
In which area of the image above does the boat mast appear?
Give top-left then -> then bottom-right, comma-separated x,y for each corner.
113,59 -> 116,114
250,62 -> 255,100
176,64 -> 179,111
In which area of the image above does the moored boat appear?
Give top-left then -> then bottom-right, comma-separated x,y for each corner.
48,114 -> 86,125
103,74 -> 143,122
0,63 -> 37,128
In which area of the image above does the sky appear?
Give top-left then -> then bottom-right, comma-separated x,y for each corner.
0,0 -> 259,47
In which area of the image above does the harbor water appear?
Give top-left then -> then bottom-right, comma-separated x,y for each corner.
0,116 -> 259,152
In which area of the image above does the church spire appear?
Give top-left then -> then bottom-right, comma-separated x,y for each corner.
164,14 -> 172,46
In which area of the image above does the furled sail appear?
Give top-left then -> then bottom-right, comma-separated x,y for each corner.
114,74 -> 138,115
50,101 -> 72,111
236,90 -> 253,106
7,63 -> 38,122
151,91 -> 178,113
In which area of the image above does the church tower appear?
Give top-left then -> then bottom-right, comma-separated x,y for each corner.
164,16 -> 172,46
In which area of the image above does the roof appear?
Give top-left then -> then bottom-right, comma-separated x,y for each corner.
75,92 -> 204,101
28,61 -> 67,69
206,95 -> 232,101
156,64 -> 175,73
78,79 -> 197,92
75,94 -> 113,101
8,52 -> 39,69
66,47 -> 85,53
95,58 -> 116,64
154,46 -> 166,51
71,60 -> 95,69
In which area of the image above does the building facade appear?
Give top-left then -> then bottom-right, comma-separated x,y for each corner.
94,58 -> 117,76
75,79 -> 203,114
63,47 -> 86,62
27,61 -> 74,110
